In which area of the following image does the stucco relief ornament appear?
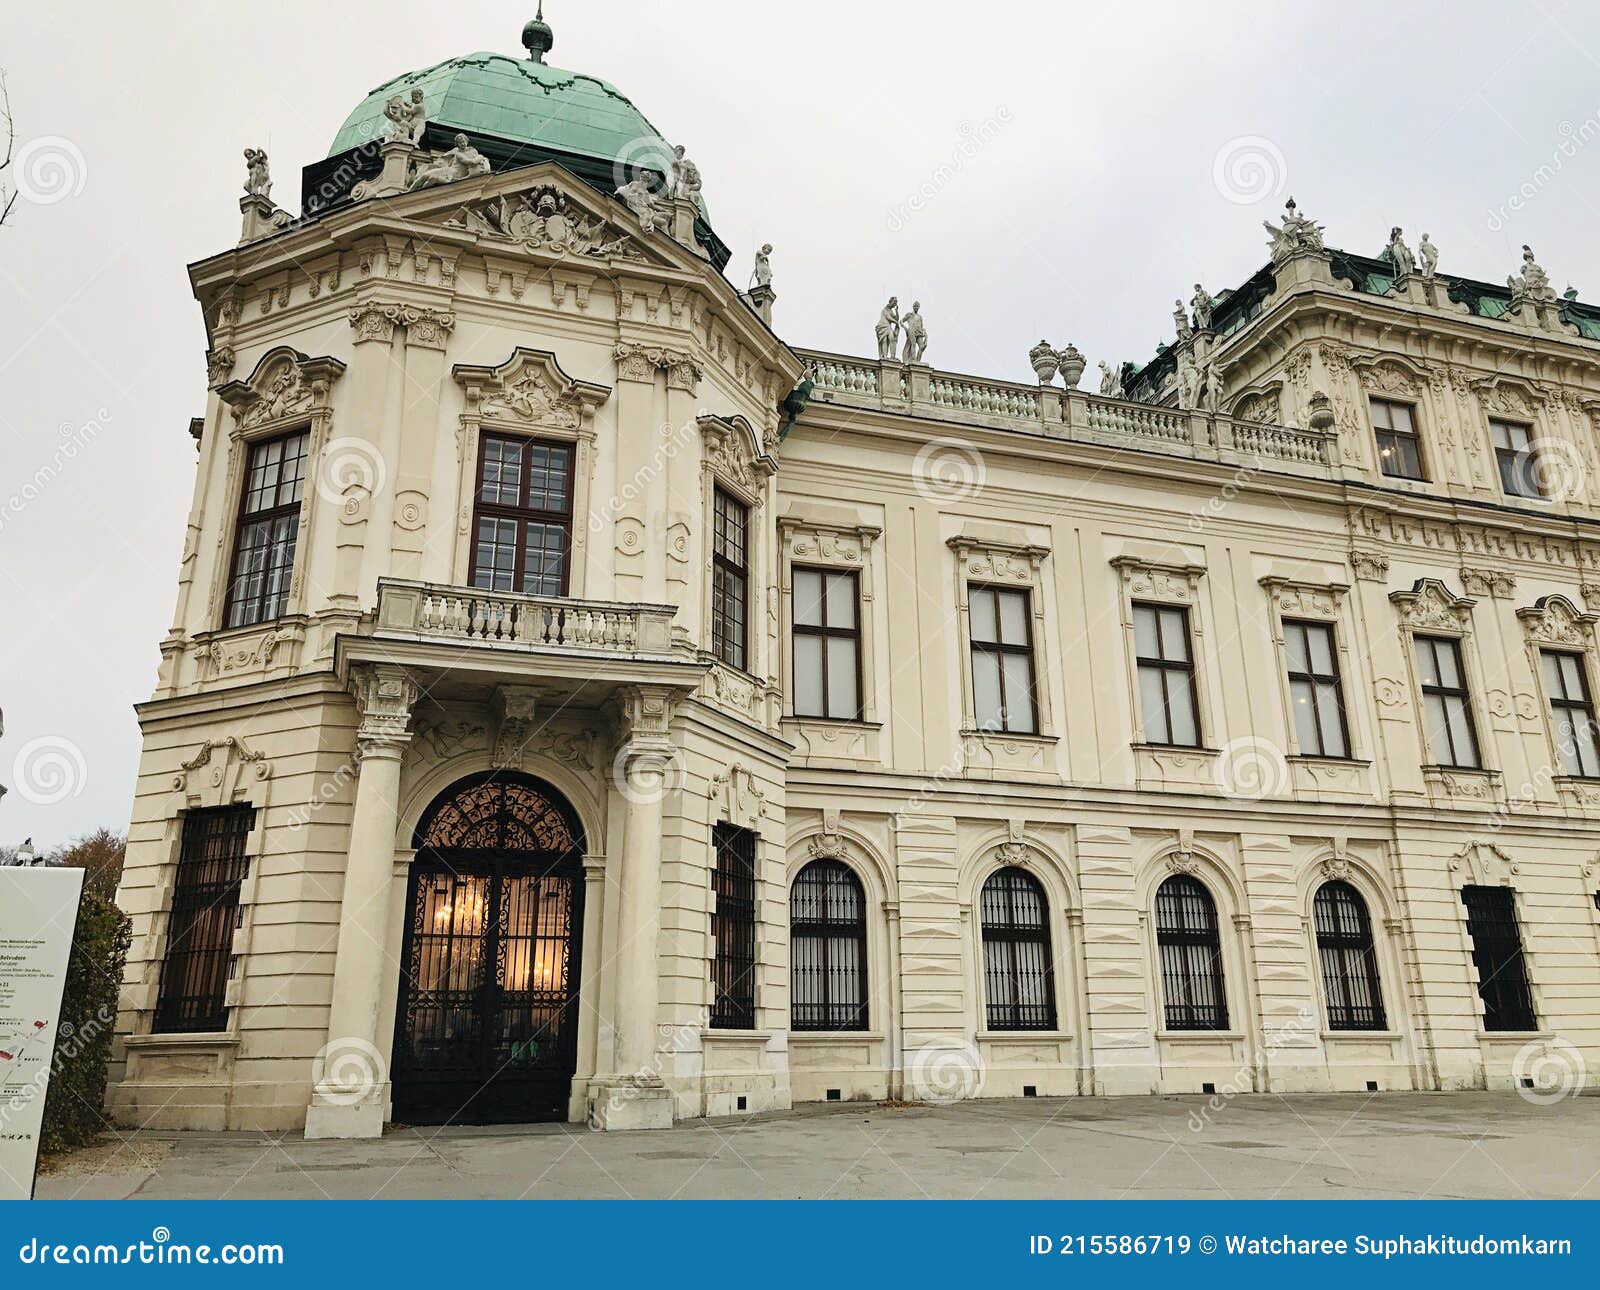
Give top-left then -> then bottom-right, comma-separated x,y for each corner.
243,147 -> 272,199
1418,233 -> 1438,280
1263,196 -> 1324,262
1165,850 -> 1199,876
1098,360 -> 1124,398
875,297 -> 900,360
407,134 -> 492,191
1191,284 -> 1215,330
900,301 -> 928,363
1382,226 -> 1416,278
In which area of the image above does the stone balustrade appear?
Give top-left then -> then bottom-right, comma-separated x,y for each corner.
373,579 -> 679,655
798,348 -> 1338,476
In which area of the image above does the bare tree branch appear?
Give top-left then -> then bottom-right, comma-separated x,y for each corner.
0,69 -> 15,226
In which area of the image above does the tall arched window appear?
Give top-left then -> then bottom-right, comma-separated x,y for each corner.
1155,874 -> 1229,1030
1313,880 -> 1387,1031
790,860 -> 868,1031
979,867 -> 1057,1031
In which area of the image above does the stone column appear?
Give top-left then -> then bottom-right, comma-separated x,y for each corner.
571,854 -> 607,1109
304,663 -> 417,1140
588,685 -> 677,1130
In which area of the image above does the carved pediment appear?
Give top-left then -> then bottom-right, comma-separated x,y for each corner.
217,347 -> 345,431
1351,353 -> 1428,398
441,182 -> 646,262
1229,380 -> 1284,425
454,347 -> 611,433
1471,374 -> 1545,420
1389,578 -> 1475,631
173,736 -> 272,806
1450,841 -> 1518,884
699,414 -> 775,493
1111,555 -> 1206,604
1517,594 -> 1598,647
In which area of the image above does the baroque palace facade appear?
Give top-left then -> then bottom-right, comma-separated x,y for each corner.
110,17 -> 1600,1136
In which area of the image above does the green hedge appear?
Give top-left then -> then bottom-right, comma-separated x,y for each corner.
39,891 -> 132,1155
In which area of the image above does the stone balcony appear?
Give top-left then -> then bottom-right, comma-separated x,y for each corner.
799,350 -> 1340,479
335,578 -> 704,701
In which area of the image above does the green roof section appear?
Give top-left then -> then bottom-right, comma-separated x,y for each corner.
328,52 -> 675,174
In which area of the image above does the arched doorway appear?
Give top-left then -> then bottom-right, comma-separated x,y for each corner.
391,771 -> 586,1125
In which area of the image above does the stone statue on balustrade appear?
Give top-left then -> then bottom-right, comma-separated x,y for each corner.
1173,300 -> 1193,341
901,301 -> 928,364
1383,226 -> 1416,278
1191,284 -> 1215,331
243,148 -> 272,199
1510,244 -> 1555,303
1201,362 -> 1225,414
750,243 -> 773,289
1098,360 -> 1124,399
1263,197 -> 1324,261
1176,354 -> 1201,411
1418,233 -> 1438,280
875,297 -> 901,360
669,144 -> 702,204
408,134 -> 492,192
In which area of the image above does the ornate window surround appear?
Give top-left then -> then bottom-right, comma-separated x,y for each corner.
1111,556 -> 1216,755
785,829 -> 895,1041
1389,578 -> 1501,795
1258,577 -> 1364,762
1353,355 -> 1432,486
1135,843 -> 1249,1043
1296,849 -> 1405,1039
778,516 -> 883,753
1517,594 -> 1600,796
206,347 -> 346,649
698,413 -> 778,714
451,347 -> 610,596
948,535 -> 1054,734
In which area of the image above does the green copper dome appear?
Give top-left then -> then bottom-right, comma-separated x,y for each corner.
328,51 -> 674,171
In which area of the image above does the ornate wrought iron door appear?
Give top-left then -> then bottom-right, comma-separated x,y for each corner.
391,774 -> 585,1125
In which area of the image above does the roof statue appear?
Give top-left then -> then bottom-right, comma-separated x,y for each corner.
243,148 -> 272,199
876,297 -> 900,361
616,175 -> 667,231
900,301 -> 928,364
1098,360 -> 1124,399
1191,284 -> 1215,330
750,243 -> 773,289
670,144 -> 702,204
407,134 -> 491,192
1383,226 -> 1416,278
384,89 -> 427,145
1263,197 -> 1324,262
1418,232 -> 1438,280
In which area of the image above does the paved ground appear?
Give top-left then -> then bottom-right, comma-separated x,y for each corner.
36,1092 -> 1600,1200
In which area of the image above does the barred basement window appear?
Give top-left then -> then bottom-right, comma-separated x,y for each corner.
712,487 -> 750,671
979,867 -> 1057,1031
225,429 -> 308,628
1155,874 -> 1229,1031
789,859 -> 868,1031
1461,885 -> 1537,1032
1313,881 -> 1387,1031
710,823 -> 757,1029
469,432 -> 574,597
153,805 -> 254,1034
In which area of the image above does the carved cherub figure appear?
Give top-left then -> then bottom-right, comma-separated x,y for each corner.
243,148 -> 272,199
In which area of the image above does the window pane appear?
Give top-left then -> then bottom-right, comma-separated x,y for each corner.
1306,623 -> 1335,674
1414,638 -> 1440,688
997,590 -> 1028,646
1284,622 -> 1309,674
1316,681 -> 1347,757
1370,400 -> 1393,431
1542,650 -> 1565,698
1159,608 -> 1189,661
824,572 -> 856,629
972,651 -> 1003,730
1575,717 -> 1600,777
1133,604 -> 1159,658
1002,652 -> 1035,733
1290,677 -> 1321,751
969,587 -> 998,643
1388,403 -> 1416,434
793,569 -> 824,627
793,634 -> 824,717
1138,665 -> 1170,743
826,637 -> 859,719
1445,696 -> 1478,768
1422,692 -> 1451,762
1560,653 -> 1584,697
1167,675 -> 1199,746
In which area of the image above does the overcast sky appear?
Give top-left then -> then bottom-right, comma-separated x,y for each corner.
5,1 -> 1600,846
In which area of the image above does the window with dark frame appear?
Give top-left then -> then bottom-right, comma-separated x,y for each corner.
469,432 -> 574,597
1313,880 -> 1387,1031
1283,619 -> 1350,758
1490,420 -> 1542,499
1371,398 -> 1425,480
1541,649 -> 1600,778
710,823 -> 757,1029
978,867 -> 1057,1031
1133,602 -> 1201,747
1461,885 -> 1537,1032
1155,874 -> 1229,1031
791,568 -> 862,720
712,488 -> 750,671
789,859 -> 868,1031
1414,634 -> 1481,769
153,805 -> 255,1034
968,585 -> 1037,734
225,430 -> 308,628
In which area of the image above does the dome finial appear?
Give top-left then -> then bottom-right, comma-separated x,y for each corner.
523,4 -> 555,63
